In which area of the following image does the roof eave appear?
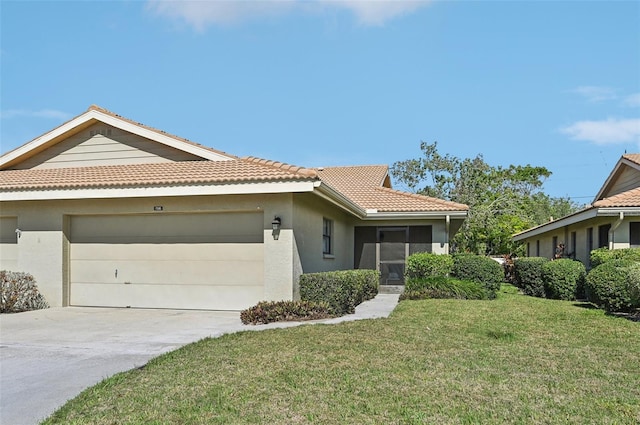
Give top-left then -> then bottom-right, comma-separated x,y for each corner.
362,210 -> 468,220
512,206 -> 640,241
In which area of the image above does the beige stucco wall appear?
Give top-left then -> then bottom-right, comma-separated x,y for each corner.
292,193 -> 355,273
0,193 -> 298,309
519,215 -> 639,266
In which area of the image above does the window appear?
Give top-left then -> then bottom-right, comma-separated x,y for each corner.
598,224 -> 611,249
630,222 -> 640,247
536,240 -> 540,256
586,227 -> 593,254
570,232 -> 576,258
322,218 -> 333,255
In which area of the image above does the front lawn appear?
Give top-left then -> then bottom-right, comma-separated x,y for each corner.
43,286 -> 640,424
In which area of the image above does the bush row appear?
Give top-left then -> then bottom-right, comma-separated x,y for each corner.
0,271 -> 49,313
404,252 -> 503,299
513,250 -> 640,313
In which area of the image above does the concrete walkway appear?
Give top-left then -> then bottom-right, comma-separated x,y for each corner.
0,294 -> 399,425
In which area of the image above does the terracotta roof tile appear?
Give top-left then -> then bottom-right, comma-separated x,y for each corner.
0,159 -> 317,191
623,153 -> 640,166
593,187 -> 640,207
317,165 -> 468,212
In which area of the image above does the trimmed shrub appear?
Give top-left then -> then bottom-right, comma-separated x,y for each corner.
628,263 -> 640,308
585,260 -> 635,313
401,276 -> 487,301
451,254 -> 503,299
299,269 -> 379,315
405,252 -> 453,278
590,247 -> 640,268
513,257 -> 549,298
542,259 -> 586,301
0,271 -> 49,313
240,300 -> 332,325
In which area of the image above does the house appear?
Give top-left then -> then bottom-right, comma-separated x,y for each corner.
513,154 -> 640,266
0,105 -> 468,310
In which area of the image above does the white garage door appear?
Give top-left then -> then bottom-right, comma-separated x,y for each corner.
70,212 -> 264,310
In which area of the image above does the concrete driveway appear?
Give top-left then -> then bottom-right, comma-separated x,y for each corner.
0,294 -> 398,425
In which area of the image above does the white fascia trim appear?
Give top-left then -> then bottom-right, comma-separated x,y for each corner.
0,110 -> 233,167
0,181 -> 317,202
361,211 -> 468,221
511,206 -> 640,241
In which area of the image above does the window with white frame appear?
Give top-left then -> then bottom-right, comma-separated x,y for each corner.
323,218 -> 333,255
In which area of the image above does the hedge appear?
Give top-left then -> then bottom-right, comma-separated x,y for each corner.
590,247 -> 640,268
299,269 -> 379,315
401,275 -> 487,301
541,259 -> 586,301
585,260 -> 636,313
451,254 -> 503,299
405,252 -> 453,278
513,257 -> 549,298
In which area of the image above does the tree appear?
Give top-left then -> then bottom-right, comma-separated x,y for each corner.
391,141 -> 579,255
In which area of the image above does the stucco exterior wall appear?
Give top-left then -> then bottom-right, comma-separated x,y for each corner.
0,193 -> 297,308
519,215 -> 639,266
292,193 -> 354,273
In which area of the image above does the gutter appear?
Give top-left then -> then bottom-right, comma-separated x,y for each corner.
608,211 -> 624,250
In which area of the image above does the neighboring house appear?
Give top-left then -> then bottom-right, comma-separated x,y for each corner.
513,154 -> 640,266
0,105 -> 468,310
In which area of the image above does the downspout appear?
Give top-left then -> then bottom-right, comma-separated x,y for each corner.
609,212 -> 624,250
445,214 -> 451,254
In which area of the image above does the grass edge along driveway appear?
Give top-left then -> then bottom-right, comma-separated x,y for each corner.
43,286 -> 640,425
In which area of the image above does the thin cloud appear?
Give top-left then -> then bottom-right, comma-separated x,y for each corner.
624,93 -> 640,107
572,86 -> 617,103
0,109 -> 72,120
145,0 -> 431,30
560,118 -> 640,145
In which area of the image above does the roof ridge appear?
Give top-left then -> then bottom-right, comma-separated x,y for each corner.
374,186 -> 469,210
242,156 -> 318,178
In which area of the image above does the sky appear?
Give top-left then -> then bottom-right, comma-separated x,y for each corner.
1,0 -> 639,205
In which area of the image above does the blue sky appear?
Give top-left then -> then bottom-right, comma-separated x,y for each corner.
1,1 -> 639,204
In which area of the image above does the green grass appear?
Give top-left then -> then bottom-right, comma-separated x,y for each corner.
43,285 -> 640,424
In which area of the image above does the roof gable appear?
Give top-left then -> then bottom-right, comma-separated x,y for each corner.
594,153 -> 640,202
0,105 -> 235,170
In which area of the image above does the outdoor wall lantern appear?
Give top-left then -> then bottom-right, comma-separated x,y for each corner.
15,228 -> 21,238
272,216 -> 282,240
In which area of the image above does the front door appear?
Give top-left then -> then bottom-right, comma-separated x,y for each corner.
379,228 -> 408,285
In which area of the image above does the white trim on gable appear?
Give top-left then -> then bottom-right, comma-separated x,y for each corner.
594,156 -> 640,202
0,109 -> 234,169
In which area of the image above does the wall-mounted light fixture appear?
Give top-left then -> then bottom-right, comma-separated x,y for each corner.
271,216 -> 282,240
15,228 -> 21,238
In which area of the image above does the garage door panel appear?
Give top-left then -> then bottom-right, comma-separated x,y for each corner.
70,243 -> 264,261
71,259 -> 264,285
69,212 -> 265,310
71,213 -> 263,242
70,283 -> 264,310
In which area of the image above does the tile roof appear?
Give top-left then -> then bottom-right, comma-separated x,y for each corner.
593,186 -> 640,207
623,153 -> 640,166
0,159 -> 317,190
317,165 -> 468,212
